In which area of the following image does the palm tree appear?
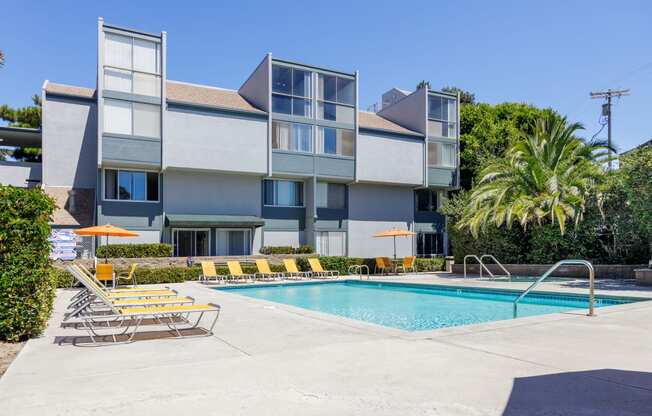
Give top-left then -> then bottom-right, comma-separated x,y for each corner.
458,114 -> 610,237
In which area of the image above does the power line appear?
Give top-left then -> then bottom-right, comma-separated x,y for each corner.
589,88 -> 630,169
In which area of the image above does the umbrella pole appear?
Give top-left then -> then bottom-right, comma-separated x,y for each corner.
393,236 -> 397,261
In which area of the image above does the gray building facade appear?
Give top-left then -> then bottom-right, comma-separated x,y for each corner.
2,19 -> 460,258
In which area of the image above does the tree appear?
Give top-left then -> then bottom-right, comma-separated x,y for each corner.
416,80 -> 431,90
458,114 -> 610,237
0,94 -> 42,162
0,50 -> 4,67
442,86 -> 475,105
618,146 -> 652,262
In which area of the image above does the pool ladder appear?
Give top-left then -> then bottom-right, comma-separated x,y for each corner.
463,254 -> 511,280
348,264 -> 370,280
513,259 -> 595,318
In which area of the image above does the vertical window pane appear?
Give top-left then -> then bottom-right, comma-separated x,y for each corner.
272,94 -> 291,114
428,120 -> 443,137
272,121 -> 291,150
336,78 -> 355,105
104,68 -> 132,93
272,65 -> 291,94
317,74 -> 337,101
446,99 -> 457,121
105,33 -> 132,69
292,69 -> 311,97
146,172 -> 159,201
104,99 -> 132,135
431,191 -> 439,211
291,97 -> 311,117
133,103 -> 160,138
263,180 -> 275,205
105,169 -> 117,199
441,143 -> 456,167
320,127 -> 337,155
327,183 -> 345,209
428,96 -> 443,120
133,38 -> 159,73
133,72 -> 161,97
292,123 -> 312,153
338,129 -> 354,157
132,171 -> 146,201
428,142 -> 439,167
118,171 -> 132,200
318,102 -> 336,121
416,189 -> 430,211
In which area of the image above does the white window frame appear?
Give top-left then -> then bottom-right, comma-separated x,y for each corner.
427,140 -> 457,169
103,32 -> 161,97
215,228 -> 252,256
102,168 -> 160,203
172,228 -> 211,257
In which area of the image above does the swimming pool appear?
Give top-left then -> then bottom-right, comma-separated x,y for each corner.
217,281 -> 641,331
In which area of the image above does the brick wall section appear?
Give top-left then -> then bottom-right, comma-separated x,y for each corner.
453,263 -> 648,279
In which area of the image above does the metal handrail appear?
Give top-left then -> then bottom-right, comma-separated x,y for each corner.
513,259 -> 595,318
348,264 -> 370,280
463,255 -> 493,278
480,254 -> 511,280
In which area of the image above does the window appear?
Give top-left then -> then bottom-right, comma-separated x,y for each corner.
104,99 -> 160,138
317,74 -> 354,105
428,95 -> 457,138
216,229 -> 251,256
104,169 -> 159,201
317,127 -> 354,157
316,74 -> 355,124
263,179 -> 303,207
272,64 -> 312,117
428,141 -> 456,168
173,229 -> 209,257
272,121 -> 313,153
315,231 -> 346,256
103,32 -> 161,97
316,182 -> 346,209
415,189 -> 438,212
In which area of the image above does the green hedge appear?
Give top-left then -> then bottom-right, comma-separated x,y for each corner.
96,243 -> 173,258
0,186 -> 56,342
54,256 -> 444,288
259,245 -> 314,254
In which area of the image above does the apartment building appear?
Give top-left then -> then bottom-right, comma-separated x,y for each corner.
1,19 -> 460,258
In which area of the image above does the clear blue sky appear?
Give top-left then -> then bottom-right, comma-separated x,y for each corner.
1,0 -> 650,152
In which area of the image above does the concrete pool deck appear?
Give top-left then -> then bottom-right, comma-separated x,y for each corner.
1,274 -> 652,415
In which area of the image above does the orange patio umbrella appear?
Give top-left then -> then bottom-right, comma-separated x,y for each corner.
373,228 -> 416,260
75,224 -> 139,262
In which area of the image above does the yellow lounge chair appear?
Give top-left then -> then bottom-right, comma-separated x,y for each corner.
283,258 -> 311,279
308,258 -> 339,278
397,256 -> 417,273
66,265 -> 193,321
255,259 -> 283,280
200,261 -> 223,283
67,266 -> 220,344
227,261 -> 255,283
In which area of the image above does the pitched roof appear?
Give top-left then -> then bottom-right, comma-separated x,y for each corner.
166,80 -> 265,114
357,111 -> 421,136
44,82 -> 96,99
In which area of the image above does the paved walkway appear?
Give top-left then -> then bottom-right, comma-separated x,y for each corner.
1,275 -> 652,415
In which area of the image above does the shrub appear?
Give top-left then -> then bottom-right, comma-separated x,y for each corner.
259,245 -> 314,255
96,243 -> 173,258
0,186 -> 56,342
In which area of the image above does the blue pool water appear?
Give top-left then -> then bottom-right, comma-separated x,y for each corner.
217,281 -> 640,331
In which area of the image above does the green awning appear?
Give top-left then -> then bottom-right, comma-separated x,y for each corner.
165,214 -> 265,228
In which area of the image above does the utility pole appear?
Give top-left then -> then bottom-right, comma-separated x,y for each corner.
590,88 -> 630,169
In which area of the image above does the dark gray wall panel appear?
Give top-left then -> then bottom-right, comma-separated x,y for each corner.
315,156 -> 354,179
272,152 -> 314,176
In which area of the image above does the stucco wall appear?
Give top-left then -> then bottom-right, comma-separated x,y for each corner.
347,183 -> 414,258
356,131 -> 423,185
262,230 -> 304,248
163,170 -> 261,216
165,106 -> 267,174
0,161 -> 41,187
43,96 -> 97,188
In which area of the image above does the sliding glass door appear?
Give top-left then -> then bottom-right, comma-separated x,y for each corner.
173,229 -> 209,257
216,229 -> 251,256
416,232 -> 443,258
